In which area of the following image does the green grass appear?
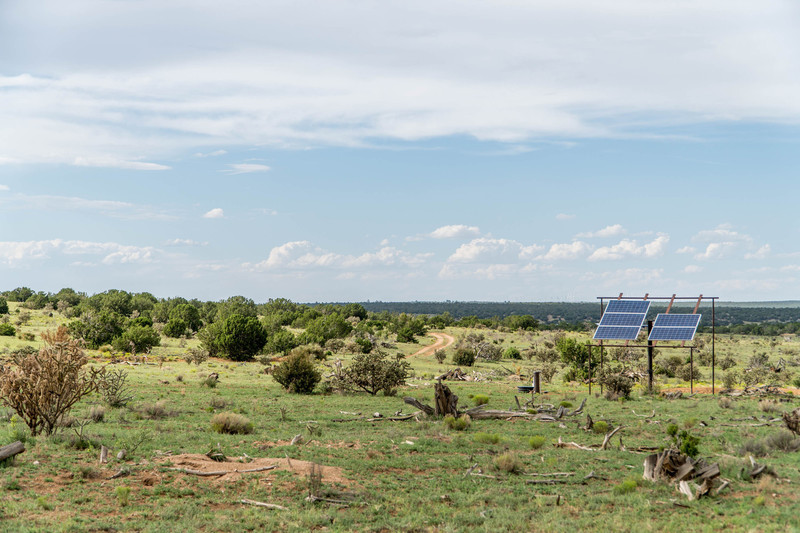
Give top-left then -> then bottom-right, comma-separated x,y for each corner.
1,307 -> 799,531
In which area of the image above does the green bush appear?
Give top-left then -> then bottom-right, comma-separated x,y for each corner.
339,351 -> 410,396
443,414 -> 471,431
163,318 -> 188,338
452,347 -> 475,367
593,421 -> 609,434
529,436 -> 546,449
558,400 -> 573,408
472,394 -> 489,406
474,432 -> 501,444
216,314 -> 268,361
504,346 -> 522,360
112,325 -> 161,353
272,352 -> 321,394
0,297 -> 8,314
493,452 -> 522,474
613,478 -> 639,494
211,412 -> 254,434
0,323 -> 15,336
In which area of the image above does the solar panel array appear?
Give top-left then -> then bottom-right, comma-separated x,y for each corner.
647,313 -> 701,341
593,300 -> 651,341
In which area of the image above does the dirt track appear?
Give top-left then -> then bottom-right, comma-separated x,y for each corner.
410,332 -> 455,357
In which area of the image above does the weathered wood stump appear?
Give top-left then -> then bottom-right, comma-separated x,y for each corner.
434,381 -> 459,417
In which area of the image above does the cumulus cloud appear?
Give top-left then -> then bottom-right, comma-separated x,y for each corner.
556,214 -> 575,221
447,238 -> 541,263
194,150 -> 227,157
165,238 -> 208,247
429,224 -> 480,239
246,241 -> 430,271
588,234 -> 668,261
0,185 -> 9,191
203,208 -> 224,219
745,244 -> 771,260
684,265 -> 703,273
577,224 -> 625,239
0,239 -> 157,266
539,241 -> 592,261
223,163 -> 271,175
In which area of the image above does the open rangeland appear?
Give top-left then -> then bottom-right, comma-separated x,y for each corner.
1,306 -> 800,532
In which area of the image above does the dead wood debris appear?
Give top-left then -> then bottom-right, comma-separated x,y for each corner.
643,449 -> 721,501
240,499 -> 287,511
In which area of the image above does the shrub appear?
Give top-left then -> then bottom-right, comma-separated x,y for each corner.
738,438 -> 768,457
289,344 -> 326,361
676,430 -> 700,457
613,478 -> 639,494
474,432 -> 501,444
211,412 -> 254,435
759,400 -> 781,413
184,348 -> 209,365
765,430 -> 800,453
718,397 -> 732,409
529,436 -> 546,449
209,397 -> 229,410
722,370 -> 740,390
0,327 -> 104,436
558,401 -> 573,408
0,297 -> 8,314
100,368 -> 134,407
676,364 -> 703,382
718,355 -> 737,371
115,486 -> 130,507
88,405 -> 106,423
598,371 -> 634,400
337,351 -> 410,396
272,352 -> 321,394
443,414 -> 471,431
0,323 -> 15,336
504,346 -> 522,360
434,349 -> 446,364
473,394 -> 489,406
112,325 -> 161,354
493,452 -> 522,474
593,421 -> 610,434
452,347 -> 475,367
140,401 -> 172,419
202,374 -> 219,388
163,318 -> 188,338
216,314 -> 268,361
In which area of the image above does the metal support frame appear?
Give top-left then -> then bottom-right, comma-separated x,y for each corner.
594,294 -> 719,395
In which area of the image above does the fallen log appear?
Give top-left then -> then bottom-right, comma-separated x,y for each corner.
402,397 -> 435,416
0,441 -> 25,462
168,465 -> 278,476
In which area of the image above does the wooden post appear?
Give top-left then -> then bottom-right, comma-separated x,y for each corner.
647,320 -> 654,392
588,345 -> 592,395
533,371 -> 541,394
690,347 -> 694,394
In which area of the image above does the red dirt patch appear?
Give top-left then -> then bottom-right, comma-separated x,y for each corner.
158,453 -> 351,486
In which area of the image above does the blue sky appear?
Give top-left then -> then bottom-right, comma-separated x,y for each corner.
1,1 -> 799,302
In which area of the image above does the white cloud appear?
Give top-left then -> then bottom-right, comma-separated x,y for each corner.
165,238 -> 208,247
448,238 -> 525,263
1,2 -> 797,165
194,150 -> 227,157
539,241 -> 592,261
745,244 -> 771,260
73,156 -> 169,171
203,208 -> 224,219
247,241 -> 430,271
0,193 -> 175,221
223,163 -> 271,175
676,246 -> 696,254
0,239 -> 157,266
588,234 -> 669,261
684,265 -> 703,273
556,214 -> 575,221
577,224 -> 625,239
0,185 -> 9,191
429,224 -> 480,239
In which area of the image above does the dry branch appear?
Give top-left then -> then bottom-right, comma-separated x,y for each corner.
240,499 -> 288,510
601,426 -> 623,450
168,465 -> 278,476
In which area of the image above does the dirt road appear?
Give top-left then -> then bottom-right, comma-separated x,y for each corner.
410,332 -> 455,358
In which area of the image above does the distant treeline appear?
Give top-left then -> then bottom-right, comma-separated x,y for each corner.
352,301 -> 800,333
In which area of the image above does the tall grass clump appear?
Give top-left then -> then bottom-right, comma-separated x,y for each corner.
211,412 -> 254,435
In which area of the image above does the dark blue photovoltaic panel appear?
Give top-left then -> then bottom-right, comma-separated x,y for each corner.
597,313 -> 646,327
648,313 -> 702,341
648,327 -> 698,341
653,314 -> 701,328
604,300 -> 651,314
593,326 -> 641,340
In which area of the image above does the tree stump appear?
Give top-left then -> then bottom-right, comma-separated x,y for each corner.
434,381 -> 459,417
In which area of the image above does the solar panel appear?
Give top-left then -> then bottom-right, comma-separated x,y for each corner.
648,313 -> 701,341
593,300 -> 651,340
593,326 -> 642,340
605,300 -> 651,314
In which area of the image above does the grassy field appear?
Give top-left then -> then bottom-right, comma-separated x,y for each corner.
1,305 -> 800,532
